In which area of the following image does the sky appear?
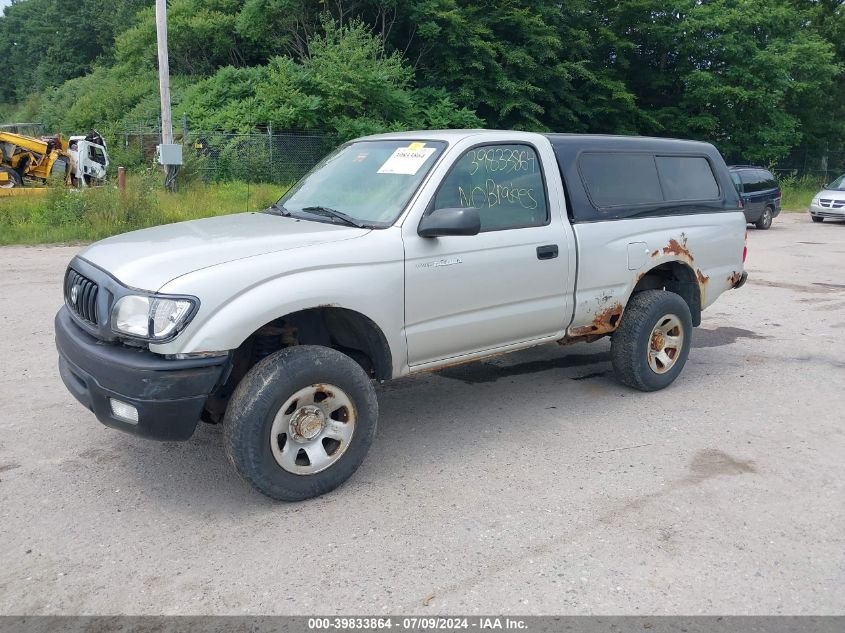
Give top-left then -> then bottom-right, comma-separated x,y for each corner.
0,0 -> 11,12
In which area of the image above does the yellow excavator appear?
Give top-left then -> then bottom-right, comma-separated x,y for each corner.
0,130 -> 109,197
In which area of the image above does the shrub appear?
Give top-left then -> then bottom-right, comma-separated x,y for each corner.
216,136 -> 273,184
778,173 -> 824,210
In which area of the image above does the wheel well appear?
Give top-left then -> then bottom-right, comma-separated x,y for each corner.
202,308 -> 392,424
632,262 -> 702,327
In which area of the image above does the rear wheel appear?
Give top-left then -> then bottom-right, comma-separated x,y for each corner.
810,215 -> 824,223
611,290 -> 693,392
755,205 -> 773,230
224,345 -> 378,501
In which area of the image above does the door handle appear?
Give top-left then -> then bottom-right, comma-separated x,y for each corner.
536,244 -> 559,260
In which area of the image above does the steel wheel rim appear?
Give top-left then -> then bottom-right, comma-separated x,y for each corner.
269,383 -> 356,475
762,208 -> 772,226
647,314 -> 684,374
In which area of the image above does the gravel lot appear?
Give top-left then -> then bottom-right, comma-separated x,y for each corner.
0,213 -> 843,615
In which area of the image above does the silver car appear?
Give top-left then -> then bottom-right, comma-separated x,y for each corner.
809,173 -> 845,222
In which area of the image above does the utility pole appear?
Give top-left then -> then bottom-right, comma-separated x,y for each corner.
155,0 -> 181,191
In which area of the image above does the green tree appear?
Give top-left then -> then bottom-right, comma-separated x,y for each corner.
116,0 -> 259,75
3,0 -> 843,166
594,0 -> 841,162
363,0 -> 645,133
787,0 -> 845,162
0,0 -> 148,102
176,19 -> 481,137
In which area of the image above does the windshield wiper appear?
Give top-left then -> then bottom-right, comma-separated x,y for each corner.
266,202 -> 293,217
301,206 -> 366,228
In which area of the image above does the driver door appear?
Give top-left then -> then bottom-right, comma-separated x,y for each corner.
402,143 -> 571,367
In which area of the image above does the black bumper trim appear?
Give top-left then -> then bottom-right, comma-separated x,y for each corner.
55,307 -> 229,440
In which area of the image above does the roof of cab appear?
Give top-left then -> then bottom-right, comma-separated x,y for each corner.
359,129 -> 540,143
544,133 -> 716,153
358,130 -> 720,154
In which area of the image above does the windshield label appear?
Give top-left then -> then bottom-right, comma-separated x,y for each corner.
377,145 -> 436,175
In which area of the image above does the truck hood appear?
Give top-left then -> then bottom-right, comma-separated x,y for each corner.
78,212 -> 370,291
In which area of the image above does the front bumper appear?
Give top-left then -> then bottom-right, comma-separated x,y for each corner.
55,306 -> 230,440
809,204 -> 845,219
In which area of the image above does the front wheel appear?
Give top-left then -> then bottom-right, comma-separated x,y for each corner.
611,290 -> 693,392
755,206 -> 773,230
224,345 -> 378,501
0,167 -> 22,188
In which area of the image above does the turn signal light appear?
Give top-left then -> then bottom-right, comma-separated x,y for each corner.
110,398 -> 139,424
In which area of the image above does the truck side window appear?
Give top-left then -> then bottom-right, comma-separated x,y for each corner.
655,156 -> 719,201
433,144 -> 548,231
88,146 -> 106,165
579,153 -> 663,208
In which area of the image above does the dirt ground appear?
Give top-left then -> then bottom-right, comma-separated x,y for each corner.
0,212 -> 843,615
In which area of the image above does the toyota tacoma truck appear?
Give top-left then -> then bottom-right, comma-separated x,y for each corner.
55,130 -> 749,501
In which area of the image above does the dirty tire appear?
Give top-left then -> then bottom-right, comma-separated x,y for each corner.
810,215 -> 824,223
0,167 -> 22,188
755,206 -> 773,230
611,290 -> 692,392
224,345 -> 378,501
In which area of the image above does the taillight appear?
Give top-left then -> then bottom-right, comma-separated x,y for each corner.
742,229 -> 748,263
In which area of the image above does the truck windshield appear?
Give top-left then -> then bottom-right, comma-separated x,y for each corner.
276,140 -> 446,227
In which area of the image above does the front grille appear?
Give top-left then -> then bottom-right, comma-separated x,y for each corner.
65,268 -> 99,325
819,199 -> 845,209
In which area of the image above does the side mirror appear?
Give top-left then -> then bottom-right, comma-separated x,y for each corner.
418,207 -> 481,237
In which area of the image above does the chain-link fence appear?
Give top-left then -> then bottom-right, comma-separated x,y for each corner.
188,130 -> 339,183
113,124 -> 339,185
724,148 -> 845,184
769,150 -> 845,185
0,122 -> 45,136
11,120 -> 845,186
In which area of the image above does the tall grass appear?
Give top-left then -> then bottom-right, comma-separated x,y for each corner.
1,169 -> 825,245
778,174 -> 824,211
0,172 -> 288,245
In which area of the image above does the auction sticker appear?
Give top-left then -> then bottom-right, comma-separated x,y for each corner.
377,145 -> 436,175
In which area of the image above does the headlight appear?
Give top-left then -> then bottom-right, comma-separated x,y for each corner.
112,294 -> 197,341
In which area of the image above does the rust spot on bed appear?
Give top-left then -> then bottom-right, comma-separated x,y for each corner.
696,269 -> 709,285
569,303 -> 625,337
661,235 -> 694,262
727,271 -> 742,286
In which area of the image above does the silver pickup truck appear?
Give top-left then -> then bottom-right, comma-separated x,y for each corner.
55,130 -> 748,501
